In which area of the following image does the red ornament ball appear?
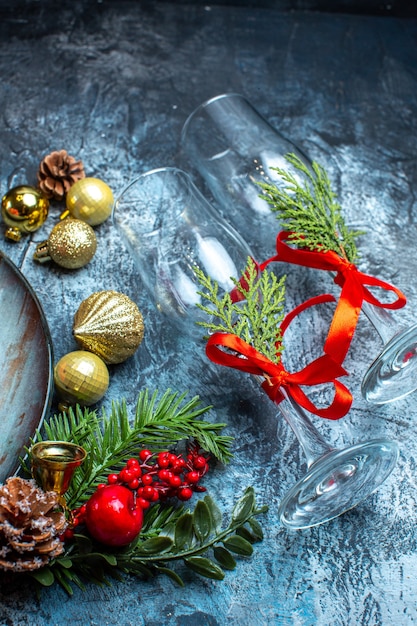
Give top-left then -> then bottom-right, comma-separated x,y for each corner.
85,484 -> 144,546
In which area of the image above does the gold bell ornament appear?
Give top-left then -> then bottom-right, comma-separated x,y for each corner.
33,218 -> 97,269
54,350 -> 109,410
73,290 -> 145,364
64,177 -> 114,226
30,441 -> 87,509
1,185 -> 49,241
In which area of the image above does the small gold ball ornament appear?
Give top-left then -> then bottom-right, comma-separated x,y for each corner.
33,218 -> 97,269
1,185 -> 49,241
65,177 -> 114,226
54,350 -> 109,408
73,290 -> 145,364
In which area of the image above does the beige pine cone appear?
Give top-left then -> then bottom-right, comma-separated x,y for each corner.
37,149 -> 85,201
0,477 -> 67,572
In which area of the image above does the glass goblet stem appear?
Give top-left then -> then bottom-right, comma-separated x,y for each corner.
277,387 -> 334,466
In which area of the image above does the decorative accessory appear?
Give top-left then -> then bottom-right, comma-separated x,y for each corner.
0,477 -> 67,572
80,444 -> 209,547
195,258 -> 399,529
53,350 -> 109,409
73,290 -> 145,364
33,218 -> 97,269
37,150 -> 85,201
1,185 -> 49,241
13,390 -> 265,594
30,441 -> 87,508
113,164 -> 397,529
257,154 -> 415,405
65,177 -> 113,226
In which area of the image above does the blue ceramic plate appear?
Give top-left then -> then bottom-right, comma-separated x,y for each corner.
0,251 -> 53,483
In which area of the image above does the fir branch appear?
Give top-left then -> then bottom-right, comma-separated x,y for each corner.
31,487 -> 267,594
22,389 -> 233,508
195,257 -> 286,364
257,152 -> 365,263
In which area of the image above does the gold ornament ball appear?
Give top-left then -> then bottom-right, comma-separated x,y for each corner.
1,185 -> 49,241
34,218 -> 97,269
73,290 -> 145,364
54,350 -> 109,407
66,177 -> 114,226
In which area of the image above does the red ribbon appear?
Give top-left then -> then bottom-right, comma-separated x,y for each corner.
205,293 -> 353,420
260,231 -> 407,363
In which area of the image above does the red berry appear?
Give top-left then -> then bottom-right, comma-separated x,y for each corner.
186,471 -> 200,484
168,475 -> 182,487
142,485 -> 157,500
177,487 -> 193,501
193,456 -> 207,469
171,459 -> 185,474
127,458 -> 140,469
107,473 -> 119,485
128,478 -> 140,490
142,473 -> 153,486
158,469 -> 171,481
85,484 -> 144,547
139,449 -> 152,462
157,452 -> 170,468
119,468 -> 134,483
137,497 -> 151,510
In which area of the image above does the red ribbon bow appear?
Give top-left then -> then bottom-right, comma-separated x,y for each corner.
260,231 -> 407,363
205,294 -> 353,420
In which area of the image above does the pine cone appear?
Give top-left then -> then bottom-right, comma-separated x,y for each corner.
37,149 -> 85,201
0,477 -> 67,572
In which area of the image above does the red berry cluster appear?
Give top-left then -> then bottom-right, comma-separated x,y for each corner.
70,444 -> 210,531
113,446 -> 210,509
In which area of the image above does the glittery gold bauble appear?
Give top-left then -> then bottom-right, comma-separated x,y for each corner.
73,290 -> 145,364
33,218 -> 97,269
1,185 -> 49,241
54,350 -> 109,407
65,177 -> 114,226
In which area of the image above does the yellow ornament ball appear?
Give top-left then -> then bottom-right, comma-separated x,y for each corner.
33,218 -> 97,269
66,177 -> 114,226
54,350 -> 109,407
2,185 -> 49,241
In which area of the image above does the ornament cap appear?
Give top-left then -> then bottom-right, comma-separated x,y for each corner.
33,240 -> 52,263
4,227 -> 22,242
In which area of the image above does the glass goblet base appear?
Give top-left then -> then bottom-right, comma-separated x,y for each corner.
278,439 -> 398,530
361,324 -> 417,405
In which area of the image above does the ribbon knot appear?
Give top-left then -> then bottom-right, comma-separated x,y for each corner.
205,293 -> 353,420
260,231 -> 407,364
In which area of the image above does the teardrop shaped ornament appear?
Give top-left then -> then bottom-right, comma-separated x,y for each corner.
73,290 -> 145,364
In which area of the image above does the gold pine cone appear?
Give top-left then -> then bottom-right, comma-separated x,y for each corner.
0,477 -> 67,572
73,290 -> 145,364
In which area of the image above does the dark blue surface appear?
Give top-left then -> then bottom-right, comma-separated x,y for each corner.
0,2 -> 417,624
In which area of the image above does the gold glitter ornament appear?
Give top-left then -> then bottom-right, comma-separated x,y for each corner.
54,350 -> 109,409
73,290 -> 145,364
65,177 -> 114,226
33,218 -> 97,269
1,185 -> 49,241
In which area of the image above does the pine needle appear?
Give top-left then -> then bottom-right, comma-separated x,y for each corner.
257,153 -> 365,263
195,257 -> 286,364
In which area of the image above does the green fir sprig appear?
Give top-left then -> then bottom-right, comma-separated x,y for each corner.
195,257 -> 286,364
257,153 -> 365,263
22,389 -> 233,509
31,487 -> 267,595
16,389 -> 268,594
